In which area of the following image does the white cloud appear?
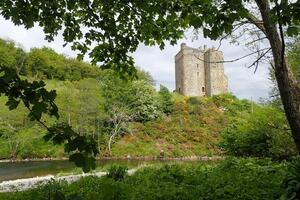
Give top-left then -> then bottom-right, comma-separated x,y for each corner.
0,16 -> 272,101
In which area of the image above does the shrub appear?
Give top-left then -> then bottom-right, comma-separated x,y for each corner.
106,165 -> 128,181
158,85 -> 173,114
281,158 -> 300,199
220,106 -> 297,160
211,93 -> 251,114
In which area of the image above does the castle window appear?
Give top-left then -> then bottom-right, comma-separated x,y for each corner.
178,88 -> 181,93
197,72 -> 199,77
197,64 -> 199,68
202,87 -> 205,92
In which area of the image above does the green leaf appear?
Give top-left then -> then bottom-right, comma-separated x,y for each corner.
287,26 -> 299,36
5,98 -> 20,110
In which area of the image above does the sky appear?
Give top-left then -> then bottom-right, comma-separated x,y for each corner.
0,16 -> 273,101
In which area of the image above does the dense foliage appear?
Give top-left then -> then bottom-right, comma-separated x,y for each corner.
269,38 -> 300,108
0,39 -> 295,162
24,47 -> 101,80
0,39 -> 101,80
158,85 -> 173,114
220,106 -> 297,160
0,158 -> 288,200
281,159 -> 300,199
0,38 -> 102,171
1,0 -> 300,170
0,39 -> 167,159
0,39 -> 297,199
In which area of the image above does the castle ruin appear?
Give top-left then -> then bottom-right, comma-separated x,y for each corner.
175,43 -> 228,96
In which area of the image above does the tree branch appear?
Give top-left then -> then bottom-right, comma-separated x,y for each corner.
247,48 -> 272,73
245,36 -> 268,46
246,13 -> 267,35
194,47 -> 271,64
216,22 -> 248,50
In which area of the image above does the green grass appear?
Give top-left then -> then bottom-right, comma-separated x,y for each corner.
0,158 -> 288,200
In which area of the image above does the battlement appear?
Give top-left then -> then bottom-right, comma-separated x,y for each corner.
175,43 -> 228,96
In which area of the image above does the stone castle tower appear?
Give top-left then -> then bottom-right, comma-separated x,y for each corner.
175,43 -> 228,96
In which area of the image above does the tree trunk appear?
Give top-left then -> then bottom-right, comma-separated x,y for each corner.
108,131 -> 117,155
255,0 -> 300,153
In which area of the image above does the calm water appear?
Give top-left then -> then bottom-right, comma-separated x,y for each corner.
0,159 -> 200,182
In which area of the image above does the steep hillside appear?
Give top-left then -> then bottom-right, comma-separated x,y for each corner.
109,94 -> 252,157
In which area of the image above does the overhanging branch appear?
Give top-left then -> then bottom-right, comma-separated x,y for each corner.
246,13 -> 267,35
194,47 -> 271,64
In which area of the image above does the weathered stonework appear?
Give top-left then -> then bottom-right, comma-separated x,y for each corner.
175,43 -> 228,96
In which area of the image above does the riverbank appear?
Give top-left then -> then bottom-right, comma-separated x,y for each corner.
0,157 -> 224,183
0,158 -> 288,200
0,155 -> 224,163
0,169 -> 137,193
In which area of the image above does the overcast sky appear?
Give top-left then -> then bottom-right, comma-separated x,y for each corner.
0,16 -> 272,101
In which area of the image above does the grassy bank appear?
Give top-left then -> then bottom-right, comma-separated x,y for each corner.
0,158 -> 288,200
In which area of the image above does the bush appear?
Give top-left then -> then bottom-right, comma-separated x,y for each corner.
281,158 -> 300,199
158,85 -> 173,114
211,93 -> 251,114
220,106 -> 297,160
128,158 -> 286,200
106,165 -> 128,181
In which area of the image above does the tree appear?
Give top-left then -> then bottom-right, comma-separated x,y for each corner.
100,71 -> 163,122
158,85 -> 173,114
25,47 -> 101,80
75,78 -> 104,135
106,105 -> 132,155
127,80 -> 163,122
0,39 -> 26,74
269,38 -> 300,109
1,0 -> 300,156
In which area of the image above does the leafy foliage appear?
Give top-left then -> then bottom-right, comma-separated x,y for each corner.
0,66 -> 59,121
100,71 -> 163,122
127,80 -> 163,122
44,123 -> 98,173
158,85 -> 173,114
24,47 -> 101,80
0,0 -> 189,77
0,39 -> 25,71
268,38 -> 300,108
106,165 -> 128,181
1,0 -> 300,162
0,65 -> 293,161
0,43 -> 165,162
0,158 -> 287,200
287,38 -> 300,81
211,93 -> 251,114
220,106 -> 296,160
1,0 -> 298,75
281,159 -> 300,200
0,60 -> 98,172
0,39 -> 295,171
